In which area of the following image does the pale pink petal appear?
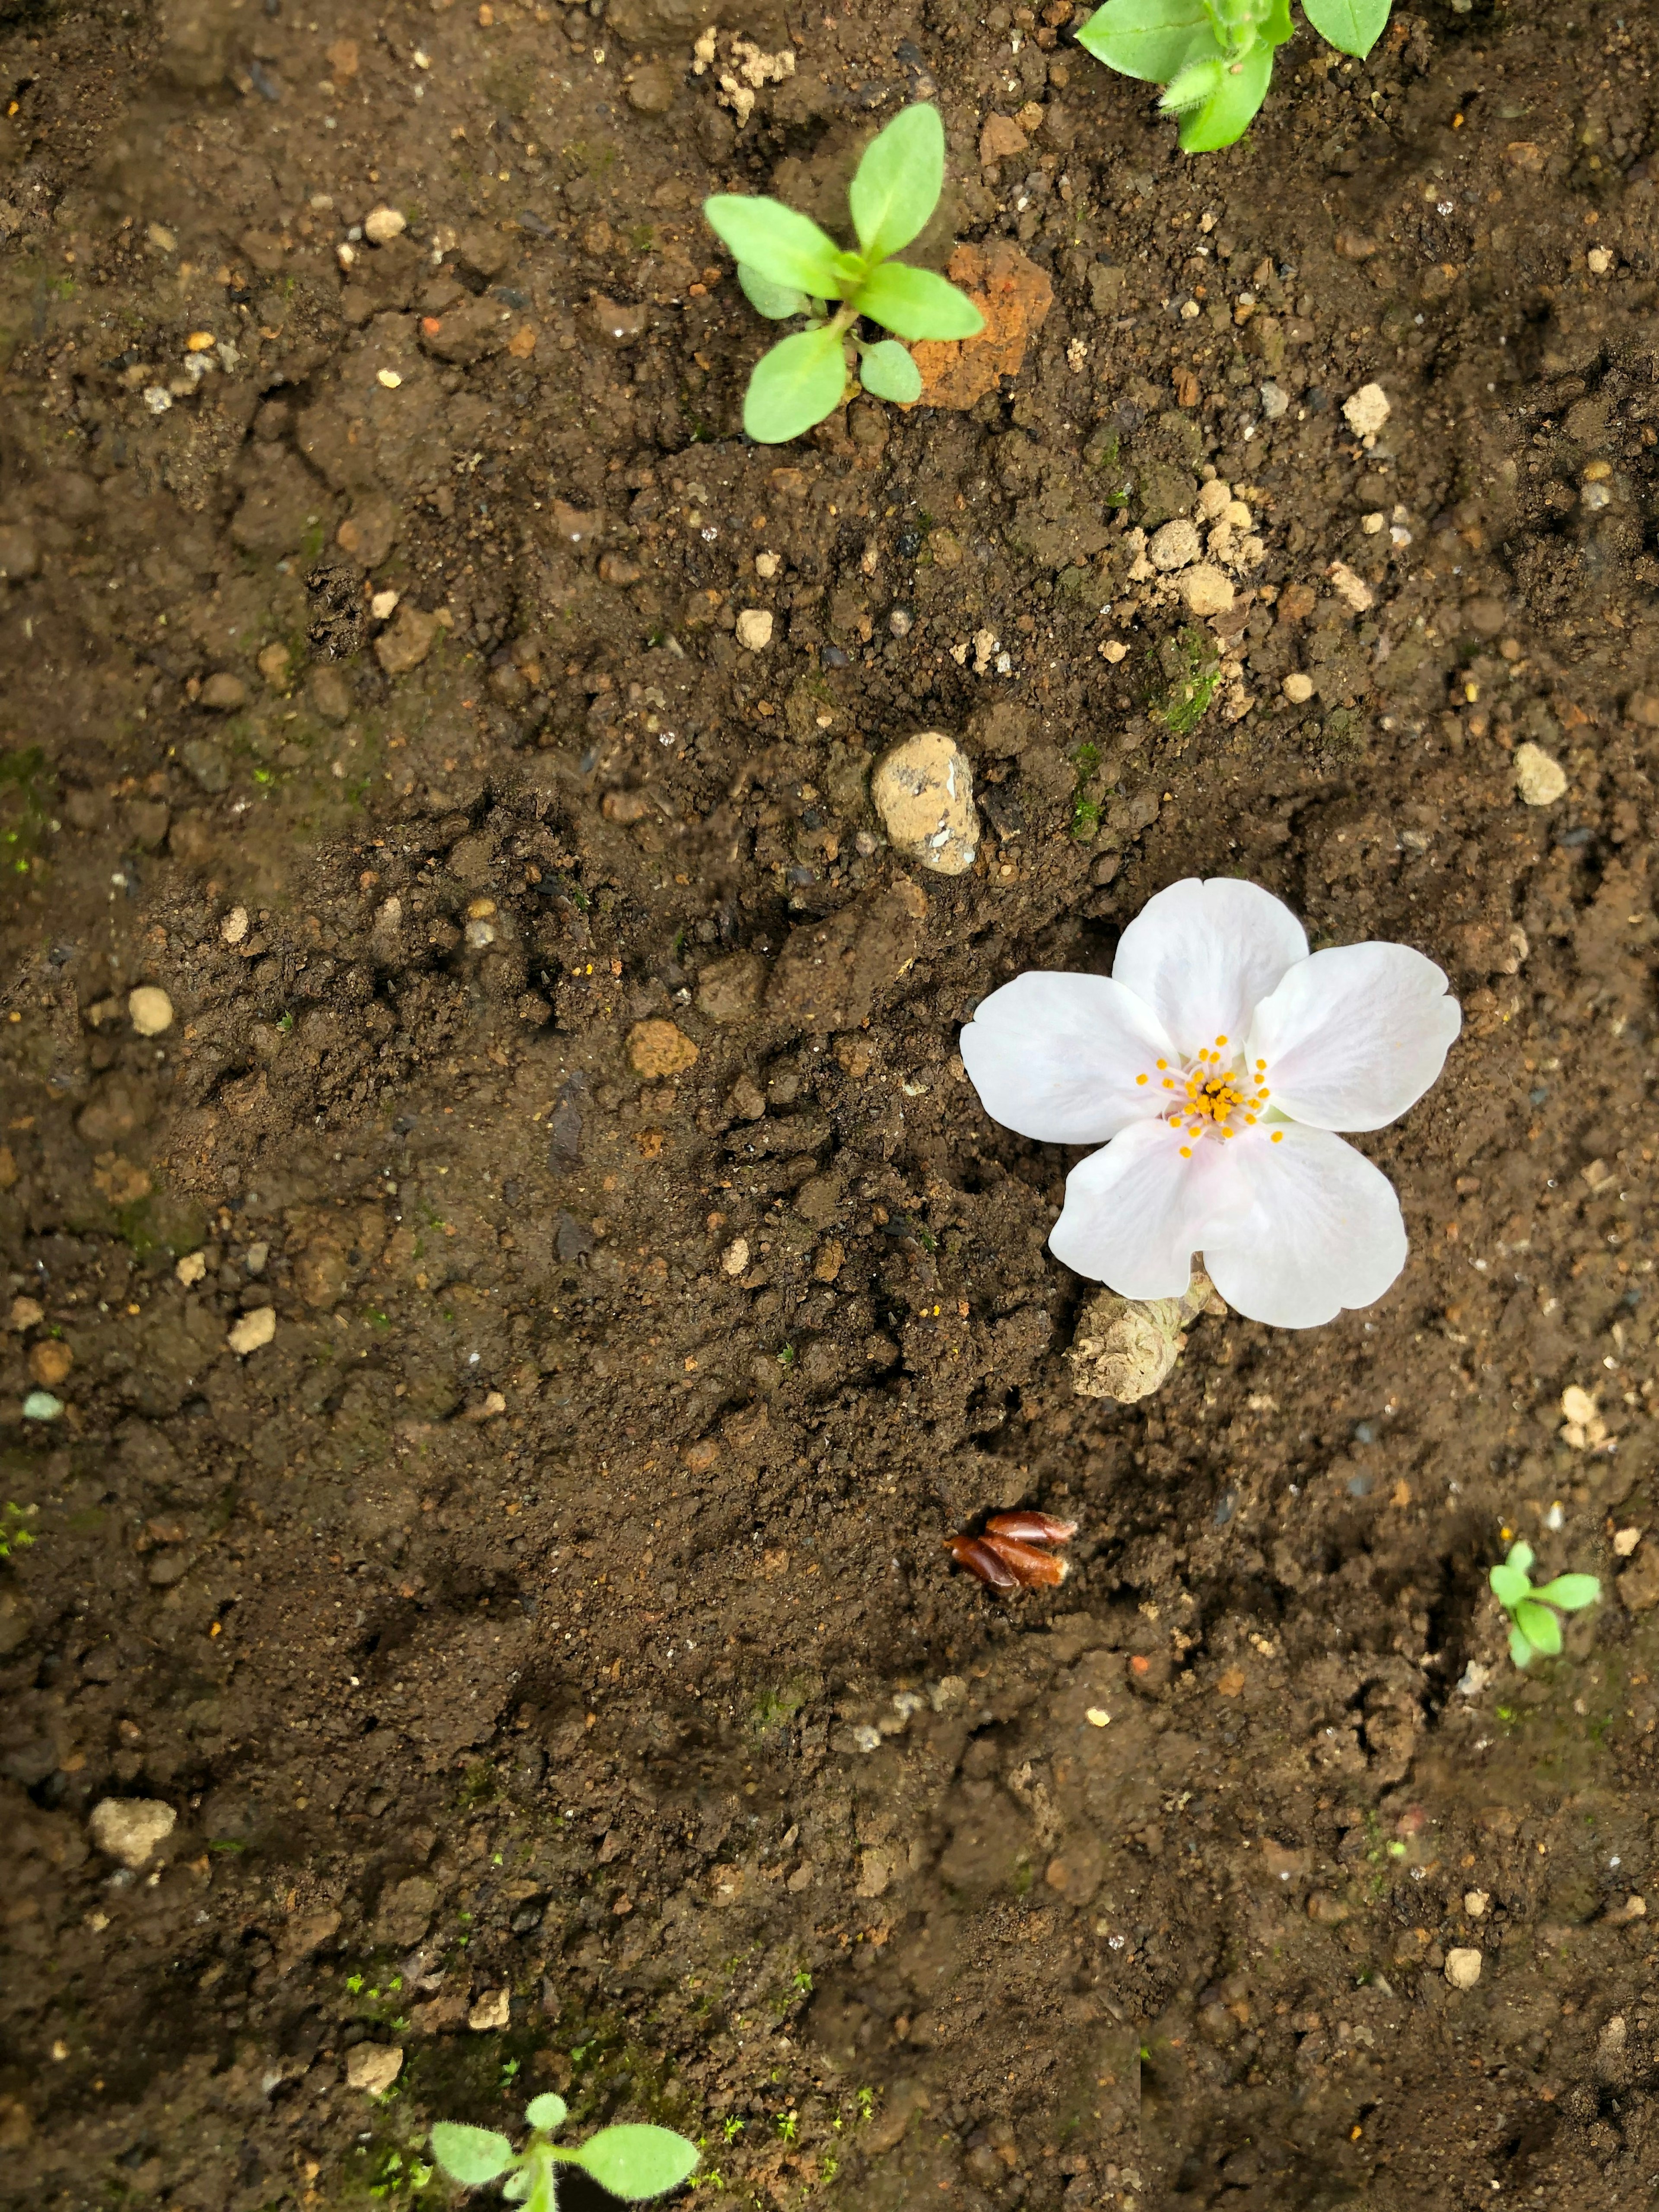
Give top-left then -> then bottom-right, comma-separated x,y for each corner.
1245,942 -> 1461,1132
1200,1125 -> 1407,1328
1049,1119 -> 1252,1301
1111,878 -> 1307,1059
960,972 -> 1178,1145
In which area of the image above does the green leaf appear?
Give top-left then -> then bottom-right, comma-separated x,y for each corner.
571,2124 -> 701,2201
502,2174 -> 531,2203
1532,1573 -> 1602,1613
858,339 -> 923,404
1176,37 -> 1274,149
1507,1540 -> 1535,1577
1301,0 -> 1392,58
743,325 -> 850,443
855,263 -> 983,341
1076,0 -> 1217,82
1508,1622 -> 1534,1670
430,2125 -> 517,2187
849,103 -> 944,261
1158,54 -> 1225,114
525,2094 -> 568,2133
737,263 -> 809,320
702,197 -> 846,297
1514,1599 -> 1563,1657
1488,1563 -> 1530,1610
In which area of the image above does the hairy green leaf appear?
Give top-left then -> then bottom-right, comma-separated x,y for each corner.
571,2124 -> 700,2201
856,263 -> 983,340
1076,0 -> 1216,83
1514,1599 -> 1563,1657
858,339 -> 923,404
1532,1573 -> 1601,1613
525,2094 -> 568,2133
430,2125 -> 517,2187
1176,37 -> 1274,149
703,197 -> 845,296
744,324 -> 849,443
737,262 -> 809,319
849,103 -> 944,260
1508,1621 -> 1534,1670
1159,54 -> 1224,114
1488,1563 -> 1530,1610
1507,1540 -> 1535,1578
1301,0 -> 1391,58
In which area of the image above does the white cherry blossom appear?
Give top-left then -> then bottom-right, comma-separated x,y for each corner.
960,877 -> 1461,1328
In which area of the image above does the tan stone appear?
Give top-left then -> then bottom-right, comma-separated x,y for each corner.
28,1341 -> 72,1389
374,605 -> 439,676
978,113 -> 1028,164
1514,742 -> 1567,806
1178,564 -> 1234,617
128,985 -> 174,1037
871,731 -> 979,876
1444,1947 -> 1482,1990
227,1306 -> 276,1355
626,1019 -> 698,1079
346,2044 -> 404,2094
89,1797 -> 175,1868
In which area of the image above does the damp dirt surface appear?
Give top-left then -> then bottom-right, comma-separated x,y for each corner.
5,1 -> 1659,2206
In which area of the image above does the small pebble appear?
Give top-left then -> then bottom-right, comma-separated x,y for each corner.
363,205 -> 407,245
1463,1889 -> 1489,1918
22,1390 -> 63,1421
1178,564 -> 1234,617
221,906 -> 249,945
1614,1526 -> 1643,1557
1342,381 -> 1391,440
10,1297 -> 43,1330
1587,246 -> 1612,275
1282,673 -> 1315,704
1196,479 -> 1232,520
89,1797 -> 175,1869
467,1989 -> 511,2032
376,368 -> 403,390
1085,1707 -> 1111,1728
735,609 -> 773,651
1444,1947 -> 1482,1990
370,588 -> 400,620
29,1341 -> 71,1388
129,986 -> 174,1037
175,1251 -> 208,1286
345,2044 -> 404,2095
1513,741 -> 1567,806
721,1237 -> 750,1277
227,1306 -> 277,1355
871,729 -> 979,875
1259,380 -> 1290,420
754,550 -> 782,579
626,1019 -> 698,1079
1149,518 -> 1201,571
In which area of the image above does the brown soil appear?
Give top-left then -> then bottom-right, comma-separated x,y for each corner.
4,3 -> 1659,2208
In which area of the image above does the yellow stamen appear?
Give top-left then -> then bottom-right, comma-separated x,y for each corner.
1135,1072 -> 1148,1086
1179,1145 -> 1192,1158
1271,1130 -> 1284,1144
1215,1033 -> 1227,1046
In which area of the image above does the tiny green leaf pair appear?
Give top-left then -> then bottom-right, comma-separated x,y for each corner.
431,2095 -> 698,2210
1488,1541 -> 1601,1670
704,102 -> 983,444
1077,0 -> 1392,153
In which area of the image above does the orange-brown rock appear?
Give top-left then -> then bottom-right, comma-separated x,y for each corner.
913,242 -> 1053,412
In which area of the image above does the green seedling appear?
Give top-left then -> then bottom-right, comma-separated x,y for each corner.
1078,0 -> 1391,153
0,1502 -> 38,1559
703,102 -> 983,444
1489,1541 -> 1601,1669
430,2095 -> 697,2209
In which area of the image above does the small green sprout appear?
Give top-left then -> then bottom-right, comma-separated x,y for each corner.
1077,0 -> 1391,153
0,1501 -> 38,1559
1489,1541 -> 1601,1669
703,103 -> 982,444
430,2095 -> 698,2210
721,2117 -> 744,2144
775,2111 -> 797,2145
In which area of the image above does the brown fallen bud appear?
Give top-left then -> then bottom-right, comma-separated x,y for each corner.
986,1509 -> 1077,1545
943,1533 -> 1020,1591
982,1533 -> 1069,1588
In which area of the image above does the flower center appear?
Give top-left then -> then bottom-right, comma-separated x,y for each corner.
1133,1034 -> 1285,1159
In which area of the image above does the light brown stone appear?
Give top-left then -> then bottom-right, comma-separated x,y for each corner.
626,1019 -> 699,1079
871,731 -> 979,875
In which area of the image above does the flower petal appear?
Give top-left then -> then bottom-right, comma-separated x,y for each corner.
1111,878 -> 1307,1058
1200,1125 -> 1407,1328
1049,1119 -> 1250,1300
960,973 -> 1177,1144
1246,943 -> 1461,1131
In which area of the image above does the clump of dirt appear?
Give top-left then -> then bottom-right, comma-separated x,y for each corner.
4,3 -> 1659,2209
